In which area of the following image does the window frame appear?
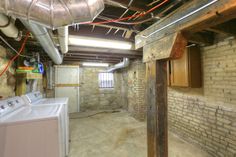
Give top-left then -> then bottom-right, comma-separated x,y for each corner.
98,72 -> 114,89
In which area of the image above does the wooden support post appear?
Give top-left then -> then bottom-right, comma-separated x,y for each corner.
146,60 -> 168,157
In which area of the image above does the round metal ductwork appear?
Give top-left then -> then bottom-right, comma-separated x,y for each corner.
0,0 -> 104,29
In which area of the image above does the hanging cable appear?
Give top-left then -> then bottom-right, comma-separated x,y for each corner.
81,0 -> 169,25
0,35 -> 33,58
0,32 -> 30,77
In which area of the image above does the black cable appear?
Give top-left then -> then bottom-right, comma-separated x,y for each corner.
0,16 -> 12,28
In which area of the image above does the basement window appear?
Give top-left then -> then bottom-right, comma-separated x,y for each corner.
98,72 -> 114,88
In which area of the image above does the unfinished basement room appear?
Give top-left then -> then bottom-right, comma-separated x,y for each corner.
0,0 -> 236,157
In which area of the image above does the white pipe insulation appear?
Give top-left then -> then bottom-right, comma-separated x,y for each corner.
58,26 -> 68,54
0,13 -> 20,40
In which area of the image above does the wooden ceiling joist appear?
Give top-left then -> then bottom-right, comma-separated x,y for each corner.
68,46 -> 142,56
65,53 -> 141,59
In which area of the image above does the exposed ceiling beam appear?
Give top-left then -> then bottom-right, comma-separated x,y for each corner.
64,56 -> 122,61
104,0 -> 147,12
68,46 -> 142,56
90,24 -> 139,33
65,52 -> 142,59
183,32 -> 214,45
63,58 -> 120,64
136,0 -> 236,49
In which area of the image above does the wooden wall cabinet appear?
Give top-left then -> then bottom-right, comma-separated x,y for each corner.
167,46 -> 201,88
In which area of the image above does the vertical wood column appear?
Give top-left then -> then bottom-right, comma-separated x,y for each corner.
146,60 -> 168,157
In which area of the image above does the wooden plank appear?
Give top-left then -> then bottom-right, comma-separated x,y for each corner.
146,60 -> 168,157
55,84 -> 80,87
16,73 -> 42,79
16,79 -> 26,96
65,52 -> 142,59
69,46 -> 142,56
143,32 -> 187,62
136,0 -> 236,49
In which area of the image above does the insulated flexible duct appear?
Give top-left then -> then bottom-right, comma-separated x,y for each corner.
0,0 -> 104,29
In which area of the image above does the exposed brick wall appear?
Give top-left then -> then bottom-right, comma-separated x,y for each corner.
169,37 -> 236,157
203,38 -> 236,105
0,45 -> 15,99
79,67 -> 123,111
123,60 -> 146,121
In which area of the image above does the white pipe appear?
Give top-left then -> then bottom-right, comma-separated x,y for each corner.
0,13 -> 19,39
107,58 -> 130,72
58,26 -> 68,54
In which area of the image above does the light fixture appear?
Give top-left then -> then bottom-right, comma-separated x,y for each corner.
69,35 -> 134,50
82,62 -> 109,67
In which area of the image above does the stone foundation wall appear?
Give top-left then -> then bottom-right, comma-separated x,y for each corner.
79,67 -> 123,111
0,45 -> 15,99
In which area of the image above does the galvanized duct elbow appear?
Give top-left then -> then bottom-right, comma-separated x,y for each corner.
107,58 -> 130,72
0,0 -> 104,29
58,26 -> 68,54
21,19 -> 63,64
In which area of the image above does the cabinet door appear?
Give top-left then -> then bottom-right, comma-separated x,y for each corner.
170,49 -> 189,87
188,46 -> 202,88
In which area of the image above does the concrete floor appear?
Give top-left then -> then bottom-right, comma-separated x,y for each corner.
69,111 -> 211,157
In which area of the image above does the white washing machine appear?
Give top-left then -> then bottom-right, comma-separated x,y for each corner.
0,96 -> 65,157
22,91 -> 69,156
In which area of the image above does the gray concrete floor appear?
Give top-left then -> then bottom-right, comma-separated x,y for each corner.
69,111 -> 211,157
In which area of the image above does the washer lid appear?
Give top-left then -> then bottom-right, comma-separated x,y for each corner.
1,105 -> 62,124
33,98 -> 69,105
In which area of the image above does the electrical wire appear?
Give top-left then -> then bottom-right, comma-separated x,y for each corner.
0,32 -> 30,77
0,35 -> 33,58
98,14 -> 157,25
81,0 -> 169,25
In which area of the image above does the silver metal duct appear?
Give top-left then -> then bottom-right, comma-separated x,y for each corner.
58,26 -> 68,54
21,19 -> 63,64
0,0 -> 104,29
107,58 -> 129,72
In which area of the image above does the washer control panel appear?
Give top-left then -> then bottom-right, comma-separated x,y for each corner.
25,91 -> 43,103
0,97 -> 25,117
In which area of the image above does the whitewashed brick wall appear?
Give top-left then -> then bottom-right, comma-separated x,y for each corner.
125,60 -> 146,120
169,37 -> 236,157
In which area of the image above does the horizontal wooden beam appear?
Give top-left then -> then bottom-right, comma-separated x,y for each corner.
66,52 -> 142,59
143,32 -> 187,62
104,0 -> 147,12
63,58 -> 120,63
136,0 -> 236,49
64,56 -> 122,61
69,46 -> 142,56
